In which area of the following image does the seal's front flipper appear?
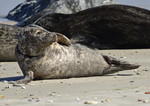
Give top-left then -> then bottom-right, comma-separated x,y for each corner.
102,55 -> 140,75
55,32 -> 71,46
9,71 -> 34,84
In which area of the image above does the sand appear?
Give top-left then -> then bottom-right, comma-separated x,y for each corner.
0,49 -> 150,106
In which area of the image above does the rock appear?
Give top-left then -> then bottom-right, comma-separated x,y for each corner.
7,0 -> 116,25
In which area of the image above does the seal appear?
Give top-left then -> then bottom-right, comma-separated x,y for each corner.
35,4 -> 150,49
0,23 -> 22,61
14,25 -> 140,84
1,4 -> 150,61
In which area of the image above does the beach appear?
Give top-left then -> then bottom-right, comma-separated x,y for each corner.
0,49 -> 150,106
0,0 -> 150,106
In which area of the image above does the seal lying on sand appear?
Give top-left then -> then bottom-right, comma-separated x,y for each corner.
0,23 -> 21,61
15,25 -> 140,84
35,4 -> 150,49
1,4 -> 150,61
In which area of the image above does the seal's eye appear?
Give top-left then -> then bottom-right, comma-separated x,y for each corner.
36,30 -> 42,35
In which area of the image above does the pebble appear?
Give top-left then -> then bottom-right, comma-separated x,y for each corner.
101,99 -> 111,103
105,99 -> 111,102
5,85 -> 13,89
143,100 -> 149,103
47,100 -> 54,103
135,91 -> 140,93
3,81 -> 8,83
50,93 -> 56,96
84,100 -> 99,104
138,99 -> 143,102
21,86 -> 26,89
138,99 -> 149,103
130,81 -> 134,83
68,83 -> 72,85
134,70 -> 140,75
16,72 -> 22,74
30,94 -> 35,96
0,95 -> 5,98
120,57 -> 127,59
143,69 -> 149,71
136,73 -> 140,75
145,92 -> 150,94
93,97 -> 98,100
35,99 -> 40,102
28,99 -> 32,102
76,98 -> 80,101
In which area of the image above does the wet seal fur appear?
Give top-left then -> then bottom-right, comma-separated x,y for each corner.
35,4 -> 150,49
14,25 -> 140,84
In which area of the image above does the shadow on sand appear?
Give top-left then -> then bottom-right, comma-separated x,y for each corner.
0,74 -> 133,82
0,76 -> 24,82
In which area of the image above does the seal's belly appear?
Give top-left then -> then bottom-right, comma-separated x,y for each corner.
27,52 -> 109,79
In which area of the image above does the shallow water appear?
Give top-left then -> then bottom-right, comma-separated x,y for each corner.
0,0 -> 149,23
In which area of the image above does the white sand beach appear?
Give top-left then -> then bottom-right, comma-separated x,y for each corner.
0,49 -> 150,106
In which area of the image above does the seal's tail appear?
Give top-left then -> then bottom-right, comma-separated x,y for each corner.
102,54 -> 140,75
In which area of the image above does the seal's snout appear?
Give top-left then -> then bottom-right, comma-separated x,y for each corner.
44,32 -> 57,43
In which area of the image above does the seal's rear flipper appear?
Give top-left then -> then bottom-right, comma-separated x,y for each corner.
102,55 -> 140,75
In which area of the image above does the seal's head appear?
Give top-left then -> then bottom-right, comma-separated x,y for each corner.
17,24 -> 71,56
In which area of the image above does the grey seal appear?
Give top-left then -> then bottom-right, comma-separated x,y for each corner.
0,23 -> 22,61
15,25 -> 140,84
1,4 -> 150,61
35,4 -> 150,49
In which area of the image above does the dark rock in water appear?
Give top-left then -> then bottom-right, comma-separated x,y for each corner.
7,0 -> 116,24
0,24 -> 22,61
7,0 -> 50,22
35,4 -> 150,49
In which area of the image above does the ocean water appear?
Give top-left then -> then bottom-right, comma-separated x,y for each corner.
118,0 -> 150,10
0,0 -> 149,23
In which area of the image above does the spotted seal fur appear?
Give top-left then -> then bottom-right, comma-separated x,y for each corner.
14,25 -> 140,84
0,23 -> 22,61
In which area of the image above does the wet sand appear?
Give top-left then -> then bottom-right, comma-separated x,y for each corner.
0,49 -> 150,106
